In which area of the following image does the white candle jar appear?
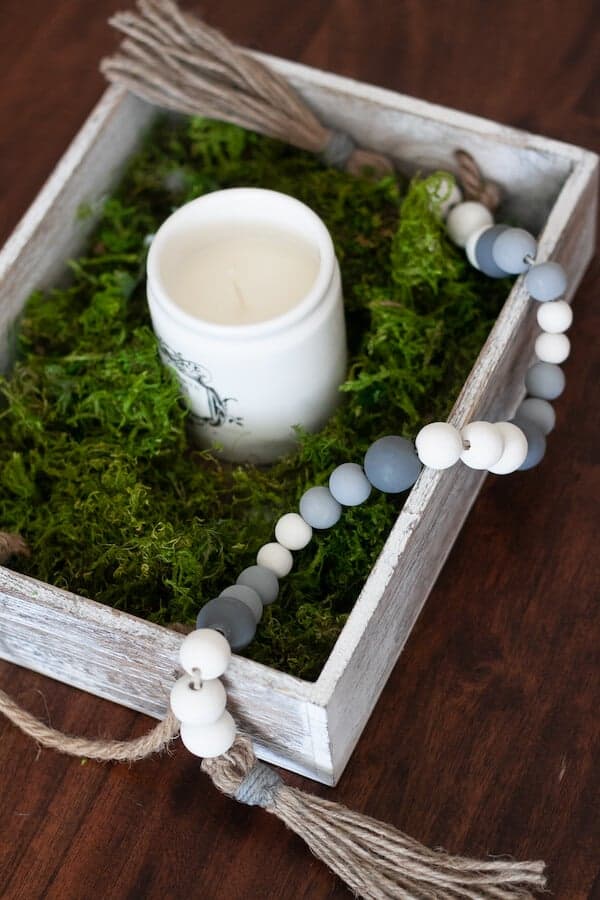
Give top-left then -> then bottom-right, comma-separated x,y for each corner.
146,188 -> 347,464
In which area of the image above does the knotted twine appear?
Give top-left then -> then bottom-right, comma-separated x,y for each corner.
0,534 -> 545,898
0,7 -> 519,893
100,0 -> 500,207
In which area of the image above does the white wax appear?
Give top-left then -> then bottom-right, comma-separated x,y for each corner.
161,225 -> 320,325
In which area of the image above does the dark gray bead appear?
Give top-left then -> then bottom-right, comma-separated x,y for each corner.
491,227 -> 537,274
220,584 -> 263,622
474,225 -> 510,278
511,417 -> 547,471
364,435 -> 422,493
524,261 -> 567,302
196,596 -> 257,650
237,565 -> 279,605
299,486 -> 342,529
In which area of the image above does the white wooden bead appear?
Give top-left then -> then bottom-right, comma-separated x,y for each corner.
460,421 -> 504,470
536,300 -> 573,333
488,422 -> 529,474
535,332 -> 570,364
465,225 -> 490,269
256,542 -> 293,577
179,629 -> 231,679
446,202 -> 494,247
274,512 -> 312,550
415,422 -> 463,469
170,674 -> 227,725
180,710 -> 236,758
427,176 -> 463,218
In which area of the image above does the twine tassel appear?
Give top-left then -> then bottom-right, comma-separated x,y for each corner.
203,736 -> 546,900
0,659 -> 546,899
101,0 -> 394,175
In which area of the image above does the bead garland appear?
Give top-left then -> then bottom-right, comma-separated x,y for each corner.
171,182 -> 573,759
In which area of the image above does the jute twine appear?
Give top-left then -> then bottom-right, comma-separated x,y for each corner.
0,533 -> 546,897
0,9 -> 520,893
99,0 -> 500,207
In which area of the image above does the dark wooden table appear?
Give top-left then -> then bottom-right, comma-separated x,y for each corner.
1,2 -> 598,898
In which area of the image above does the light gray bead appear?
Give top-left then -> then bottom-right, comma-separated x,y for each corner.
524,261 -> 567,302
196,596 -> 257,651
525,362 -> 566,400
491,227 -> 537,274
220,584 -> 263,622
511,417 -> 547,471
299,486 -> 342,529
474,225 -> 510,278
237,565 -> 279,605
516,397 -> 555,435
364,435 -> 422,493
328,463 -> 372,507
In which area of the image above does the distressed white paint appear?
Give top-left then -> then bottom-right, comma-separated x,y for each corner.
0,55 -> 597,785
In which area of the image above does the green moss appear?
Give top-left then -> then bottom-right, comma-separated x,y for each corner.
0,117 -> 510,679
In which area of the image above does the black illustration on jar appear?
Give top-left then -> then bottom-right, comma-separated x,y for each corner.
157,338 -> 243,428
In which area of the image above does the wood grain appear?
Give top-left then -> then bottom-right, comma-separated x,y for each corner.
2,66 -> 595,786
0,2 -> 598,898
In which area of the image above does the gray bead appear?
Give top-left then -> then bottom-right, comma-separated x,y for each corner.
511,417 -> 547,471
525,362 -> 565,400
491,227 -> 537,274
237,565 -> 279,605
364,435 -> 422,493
328,463 -> 372,507
299,486 -> 342,529
220,584 -> 263,622
196,596 -> 256,650
524,261 -> 567,302
474,225 -> 510,278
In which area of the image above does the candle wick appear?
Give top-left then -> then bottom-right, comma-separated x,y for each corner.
229,268 -> 246,310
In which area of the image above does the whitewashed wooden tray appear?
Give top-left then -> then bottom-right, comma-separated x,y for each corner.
0,53 -> 597,785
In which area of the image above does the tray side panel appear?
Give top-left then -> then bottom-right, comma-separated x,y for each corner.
0,87 -> 155,373
0,567 -> 334,780
321,153 -> 598,782
262,53 -> 581,233
0,66 -> 596,783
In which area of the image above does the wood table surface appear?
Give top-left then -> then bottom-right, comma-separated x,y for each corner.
0,2 -> 598,898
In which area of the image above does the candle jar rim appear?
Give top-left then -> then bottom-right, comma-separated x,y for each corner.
147,187 -> 337,340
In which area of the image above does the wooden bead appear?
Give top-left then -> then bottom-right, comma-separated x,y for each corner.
196,596 -> 256,651
536,299 -> 572,333
491,227 -> 537,274
363,435 -> 422,493
446,202 -> 493,247
488,422 -> 528,474
299,486 -> 342,529
237,564 -> 279,605
525,362 -> 565,400
179,629 -> 231,679
517,397 -> 556,435
427,176 -> 463,218
465,225 -> 489,269
170,674 -> 227,725
524,261 -> 567,302
535,332 -> 570,364
180,710 -> 236,758
275,513 -> 312,550
257,542 -> 293,577
220,585 -> 263,622
415,422 -> 463,469
460,421 -> 504,470
329,463 -> 372,506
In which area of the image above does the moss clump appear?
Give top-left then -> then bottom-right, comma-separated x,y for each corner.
0,117 -> 510,679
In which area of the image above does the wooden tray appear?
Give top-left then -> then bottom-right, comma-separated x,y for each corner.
0,53 -> 596,784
